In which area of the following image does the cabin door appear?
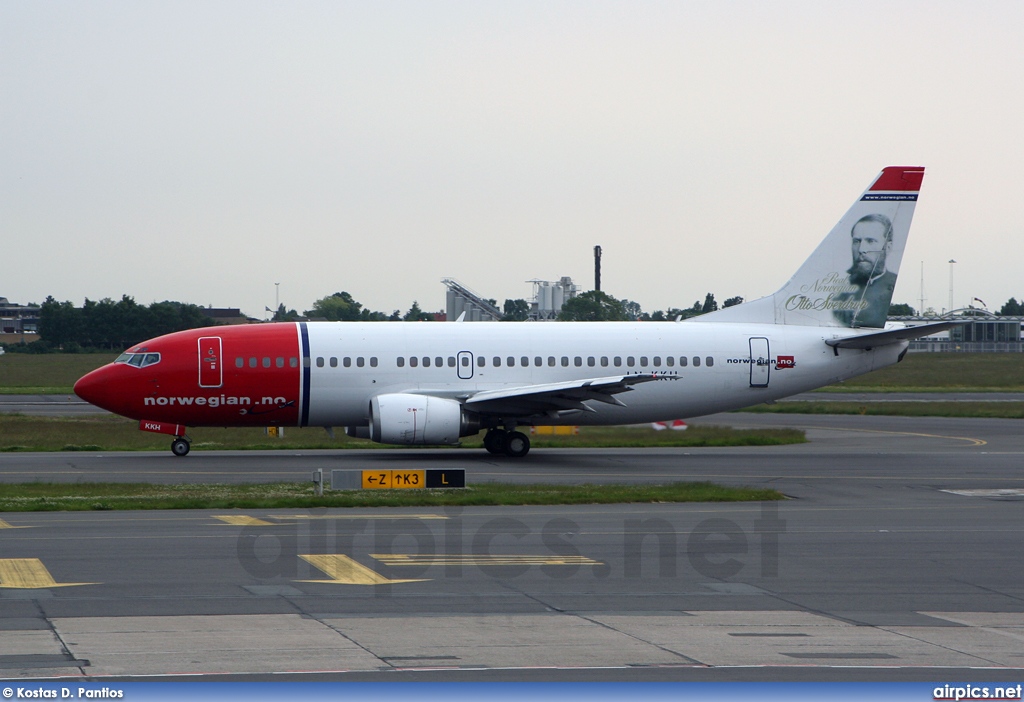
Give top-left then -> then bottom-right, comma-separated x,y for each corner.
198,336 -> 223,388
749,337 -> 770,387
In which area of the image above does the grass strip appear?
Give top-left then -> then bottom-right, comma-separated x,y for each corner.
0,414 -> 805,452
740,401 -> 1024,419
0,481 -> 783,512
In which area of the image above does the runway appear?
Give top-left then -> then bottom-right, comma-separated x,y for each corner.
1,412 -> 1023,681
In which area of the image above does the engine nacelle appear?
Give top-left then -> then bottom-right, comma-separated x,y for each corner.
369,393 -> 479,445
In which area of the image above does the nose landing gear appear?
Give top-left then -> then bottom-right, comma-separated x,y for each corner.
171,436 -> 191,457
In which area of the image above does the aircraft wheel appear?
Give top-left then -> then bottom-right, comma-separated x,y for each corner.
505,431 -> 530,458
171,438 -> 191,457
483,429 -> 507,455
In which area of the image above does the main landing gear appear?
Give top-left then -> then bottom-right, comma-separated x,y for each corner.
483,429 -> 530,458
171,436 -> 191,457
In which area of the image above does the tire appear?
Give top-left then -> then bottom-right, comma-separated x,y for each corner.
483,430 -> 508,455
505,431 -> 530,458
171,438 -> 191,457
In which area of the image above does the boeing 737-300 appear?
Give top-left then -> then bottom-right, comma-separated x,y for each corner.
74,166 -> 959,457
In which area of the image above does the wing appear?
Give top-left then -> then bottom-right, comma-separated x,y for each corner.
463,373 -> 678,418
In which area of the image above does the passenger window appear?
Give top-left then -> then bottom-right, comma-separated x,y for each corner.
653,356 -> 661,367
371,357 -> 378,367
302,357 -> 311,368
448,357 -> 456,367
410,357 -> 418,368
587,356 -> 595,367
250,357 -> 258,368
574,356 -> 582,367
493,357 -> 501,367
693,356 -> 701,367
329,357 -> 337,368
521,356 -> 529,367
357,357 -> 365,367
277,357 -> 285,368
535,357 -> 542,367
397,357 -> 405,367
477,356 -> 485,367
614,356 -> 622,367
423,357 -> 431,367
314,357 -> 323,368
344,357 -> 352,368
290,357 -> 298,368
706,356 -> 714,367
235,357 -> 244,369
561,357 -> 569,367
666,356 -> 675,367
627,356 -> 635,367
548,357 -> 556,367
461,356 -> 469,367
640,356 -> 648,366
508,357 -> 515,367
436,357 -> 443,367
680,356 -> 688,367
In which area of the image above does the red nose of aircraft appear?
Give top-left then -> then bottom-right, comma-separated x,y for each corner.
74,365 -> 126,415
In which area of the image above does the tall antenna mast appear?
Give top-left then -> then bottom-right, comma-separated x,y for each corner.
918,262 -> 925,315
594,245 -> 602,291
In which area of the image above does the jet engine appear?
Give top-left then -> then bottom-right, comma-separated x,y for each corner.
369,393 -> 480,445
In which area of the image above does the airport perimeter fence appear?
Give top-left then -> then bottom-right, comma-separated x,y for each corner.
908,341 -> 1024,353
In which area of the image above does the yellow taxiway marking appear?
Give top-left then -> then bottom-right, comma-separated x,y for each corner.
298,554 -> 429,585
821,426 -> 987,447
0,559 -> 97,589
0,519 -> 30,529
212,515 -> 275,526
271,514 -> 448,520
372,554 -> 603,566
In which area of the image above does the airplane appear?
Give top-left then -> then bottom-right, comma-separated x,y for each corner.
74,166 -> 961,457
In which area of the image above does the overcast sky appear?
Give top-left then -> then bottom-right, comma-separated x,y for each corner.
3,1 -> 1022,319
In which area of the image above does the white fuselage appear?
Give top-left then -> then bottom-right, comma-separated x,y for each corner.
301,321 -> 903,427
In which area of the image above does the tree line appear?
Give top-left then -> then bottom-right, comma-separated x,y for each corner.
27,296 -> 218,352
8,291 -> 1023,354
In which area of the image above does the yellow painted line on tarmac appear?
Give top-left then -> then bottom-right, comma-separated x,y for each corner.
272,514 -> 448,520
298,554 -> 429,585
372,554 -> 603,566
820,426 -> 987,447
212,515 -> 275,526
0,559 -> 97,589
0,518 -> 30,529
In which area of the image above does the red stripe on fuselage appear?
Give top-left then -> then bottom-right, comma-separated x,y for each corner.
74,323 -> 302,427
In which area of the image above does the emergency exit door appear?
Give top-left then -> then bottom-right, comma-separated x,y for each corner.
749,337 -> 770,387
198,336 -> 223,388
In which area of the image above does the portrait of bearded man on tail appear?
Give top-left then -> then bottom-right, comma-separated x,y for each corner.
832,213 -> 897,328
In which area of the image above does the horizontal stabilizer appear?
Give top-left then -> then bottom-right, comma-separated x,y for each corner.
825,321 -> 967,350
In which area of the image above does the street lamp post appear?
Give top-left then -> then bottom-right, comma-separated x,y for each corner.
948,260 -> 956,313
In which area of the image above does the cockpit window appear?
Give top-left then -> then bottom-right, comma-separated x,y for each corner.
115,352 -> 161,368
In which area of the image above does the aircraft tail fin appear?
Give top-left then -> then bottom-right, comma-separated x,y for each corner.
695,166 -> 924,329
